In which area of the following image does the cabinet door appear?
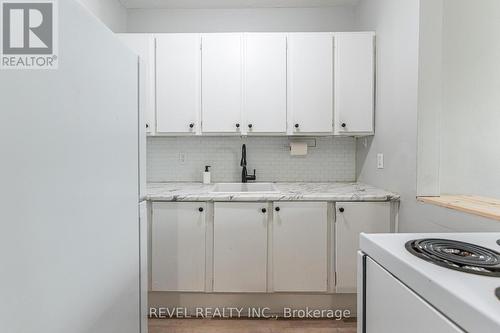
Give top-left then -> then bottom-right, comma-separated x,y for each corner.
334,32 -> 375,136
244,33 -> 287,134
156,34 -> 201,134
152,202 -> 206,292
213,203 -> 268,292
116,34 -> 155,135
335,202 -> 390,293
288,33 -> 334,134
273,202 -> 328,292
202,34 -> 243,133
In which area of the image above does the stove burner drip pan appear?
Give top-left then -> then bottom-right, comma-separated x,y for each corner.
406,239 -> 500,277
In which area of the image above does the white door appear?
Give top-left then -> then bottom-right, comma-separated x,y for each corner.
244,33 -> 287,134
156,34 -> 201,134
335,202 -> 391,293
287,33 -> 334,134
272,202 -> 328,292
116,34 -> 155,135
213,203 -> 268,292
365,258 -> 464,333
152,202 -> 206,292
334,32 -> 375,135
202,34 -> 243,133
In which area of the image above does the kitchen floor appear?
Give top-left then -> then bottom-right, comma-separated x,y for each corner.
149,318 -> 357,333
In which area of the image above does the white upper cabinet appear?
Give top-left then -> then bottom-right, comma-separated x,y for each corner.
116,33 -> 155,135
334,32 -> 375,136
202,34 -> 243,134
120,32 -> 375,136
287,33 -> 334,134
156,34 -> 201,134
244,33 -> 287,134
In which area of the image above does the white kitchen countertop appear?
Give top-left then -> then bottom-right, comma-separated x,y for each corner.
146,182 -> 400,202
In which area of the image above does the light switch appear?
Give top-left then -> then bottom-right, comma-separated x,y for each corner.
377,153 -> 384,169
179,152 -> 187,163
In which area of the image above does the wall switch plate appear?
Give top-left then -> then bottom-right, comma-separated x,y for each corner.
377,153 -> 384,169
179,152 -> 187,163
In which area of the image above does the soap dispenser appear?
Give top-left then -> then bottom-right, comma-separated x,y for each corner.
203,166 -> 211,184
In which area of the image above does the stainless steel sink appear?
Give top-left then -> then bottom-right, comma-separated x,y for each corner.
211,183 -> 279,193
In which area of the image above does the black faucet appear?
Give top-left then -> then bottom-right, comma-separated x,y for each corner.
240,144 -> 256,183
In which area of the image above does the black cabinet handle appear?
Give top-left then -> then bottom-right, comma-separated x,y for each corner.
275,207 -> 280,212
199,207 -> 204,212
236,123 -> 240,128
189,123 -> 195,129
261,208 -> 267,214
146,124 -> 149,129
341,123 -> 347,128
248,124 -> 253,129
295,124 -> 300,129
339,207 -> 345,213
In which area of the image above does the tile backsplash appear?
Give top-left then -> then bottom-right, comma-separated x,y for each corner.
147,136 -> 356,183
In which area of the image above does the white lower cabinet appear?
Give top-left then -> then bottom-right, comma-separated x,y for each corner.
150,200 -> 393,295
335,202 -> 391,293
151,202 -> 207,292
213,203 -> 269,292
272,202 -> 328,292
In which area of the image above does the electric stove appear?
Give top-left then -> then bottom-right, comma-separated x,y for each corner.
359,233 -> 500,333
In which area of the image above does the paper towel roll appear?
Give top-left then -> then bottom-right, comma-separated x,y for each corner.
290,141 -> 308,156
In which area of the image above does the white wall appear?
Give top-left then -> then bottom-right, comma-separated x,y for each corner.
355,0 -> 500,232
439,0 -> 500,198
127,6 -> 356,32
355,0 -> 421,231
78,0 -> 127,32
416,0 -> 443,197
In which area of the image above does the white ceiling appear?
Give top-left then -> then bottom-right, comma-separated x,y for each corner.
120,0 -> 360,9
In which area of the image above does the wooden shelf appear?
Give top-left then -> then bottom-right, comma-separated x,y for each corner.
418,195 -> 500,222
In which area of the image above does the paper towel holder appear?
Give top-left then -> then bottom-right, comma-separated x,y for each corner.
285,138 -> 317,150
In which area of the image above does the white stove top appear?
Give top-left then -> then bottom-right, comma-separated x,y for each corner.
361,233 -> 500,333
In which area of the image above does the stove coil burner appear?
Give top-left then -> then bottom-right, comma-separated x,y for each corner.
406,239 -> 500,277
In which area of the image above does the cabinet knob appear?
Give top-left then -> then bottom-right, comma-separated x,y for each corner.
236,123 -> 240,129
341,123 -> 347,128
339,207 -> 345,213
295,124 -> 300,129
248,124 -> 253,129
146,124 -> 149,129
261,208 -> 267,214
275,207 -> 280,212
189,123 -> 195,129
199,207 -> 204,212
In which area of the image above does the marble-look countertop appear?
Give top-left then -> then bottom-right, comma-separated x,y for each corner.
146,182 -> 400,202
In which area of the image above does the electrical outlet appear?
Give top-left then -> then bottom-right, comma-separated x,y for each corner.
179,152 -> 187,164
377,153 -> 384,169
